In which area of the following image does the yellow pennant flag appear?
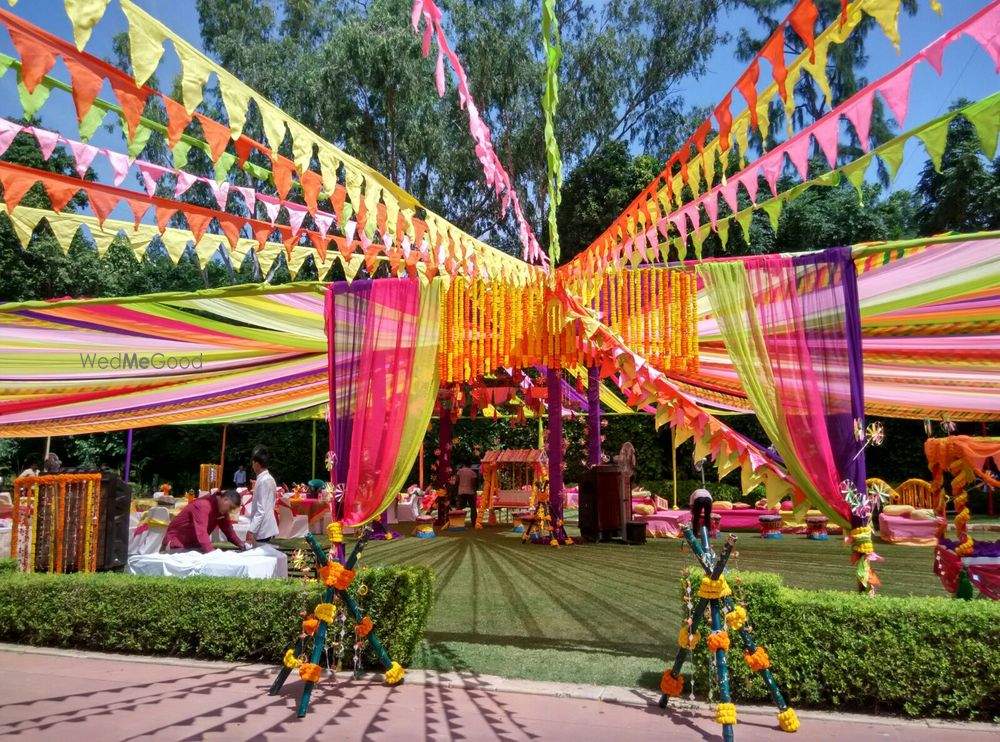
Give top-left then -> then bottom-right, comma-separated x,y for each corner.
64,0 -> 112,51
120,0 -> 167,88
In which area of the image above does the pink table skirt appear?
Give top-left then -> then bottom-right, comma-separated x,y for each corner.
879,513 -> 942,546
564,488 -> 579,508
636,510 -> 692,538
715,509 -> 777,530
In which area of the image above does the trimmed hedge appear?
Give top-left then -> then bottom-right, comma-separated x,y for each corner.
690,573 -> 1000,720
0,558 -> 17,574
0,565 -> 433,667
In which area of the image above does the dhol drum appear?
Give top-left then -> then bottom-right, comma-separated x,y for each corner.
806,515 -> 830,540
759,514 -> 784,539
414,515 -> 436,539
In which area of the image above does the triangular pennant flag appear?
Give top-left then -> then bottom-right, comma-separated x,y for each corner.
174,170 -> 198,198
760,152 -> 783,197
878,137 -> 908,180
28,127 -> 60,161
788,0 -> 819,61
127,123 -> 154,160
739,171 -> 759,204
877,62 -> 915,127
841,157 -> 871,202
88,224 -> 120,257
184,210 -> 213,244
286,249 -> 310,278
252,222 -> 274,251
219,74 -> 251,140
715,93 -> 733,151
48,216 -> 82,253
235,186 -> 256,217
7,27 -> 57,94
703,192 -> 719,229
735,208 -> 754,240
289,122 -> 316,175
208,180 -> 230,211
258,101 -> 289,154
216,213 -> 242,250
65,0 -> 112,50
260,196 -> 281,224
864,0 -> 902,51
286,203 -> 308,234
87,189 -> 120,225
155,206 -> 178,233
271,156 -> 294,202
736,60 -> 760,130
194,235 -> 223,267
120,0 -> 168,86
137,161 -> 169,196
916,119 -> 950,172
159,228 -> 191,265
17,76 -> 53,119
314,211 -> 334,238
105,150 -> 131,186
921,37 -> 946,75
843,92 -> 874,151
127,223 -> 159,261
0,120 -> 19,159
691,224 -> 710,260
175,42 -> 213,114
212,152 -> 236,182
7,208 -> 38,248
195,114 -> 231,163
126,198 -> 151,228
78,104 -> 107,142
300,170 -> 323,215
109,77 -> 150,142
762,200 -> 781,232
964,96 -> 1000,160
784,135 -> 812,181
342,253 -> 365,283
717,217 -> 730,249
811,116 -> 840,168
45,181 -> 80,213
171,140 -> 192,171
163,96 -> 193,148
760,25 -> 789,101
720,178 -> 740,212
63,57 -> 104,124
0,169 -> 38,212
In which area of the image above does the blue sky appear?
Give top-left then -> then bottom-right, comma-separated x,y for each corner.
0,0 -> 995,202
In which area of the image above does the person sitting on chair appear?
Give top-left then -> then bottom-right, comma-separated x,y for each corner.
162,489 -> 244,553
305,479 -> 326,499
690,487 -> 713,537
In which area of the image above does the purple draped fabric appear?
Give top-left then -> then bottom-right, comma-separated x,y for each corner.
587,365 -> 602,466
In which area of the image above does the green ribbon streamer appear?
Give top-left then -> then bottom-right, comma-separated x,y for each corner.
542,0 -> 563,264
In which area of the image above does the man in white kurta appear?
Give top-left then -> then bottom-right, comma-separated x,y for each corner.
247,447 -> 279,546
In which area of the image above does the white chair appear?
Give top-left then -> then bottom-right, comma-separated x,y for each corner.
277,513 -> 309,539
0,492 -> 12,507
128,507 -> 171,555
396,495 -> 419,523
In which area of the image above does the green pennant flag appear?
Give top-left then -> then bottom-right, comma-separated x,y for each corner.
916,117 -> 951,173
878,138 -> 906,182
0,53 -> 14,80
813,170 -> 841,188
127,123 -> 154,159
762,199 -> 782,232
214,152 -> 237,182
735,207 -> 754,241
18,75 -> 52,118
674,236 -> 687,262
691,224 -> 710,260
717,218 -> 730,251
79,105 -> 108,142
841,156 -> 871,204
172,140 -> 192,171
963,96 -> 1000,160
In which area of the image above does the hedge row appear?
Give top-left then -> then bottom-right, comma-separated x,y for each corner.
0,565 -> 434,667
689,573 -> 1000,720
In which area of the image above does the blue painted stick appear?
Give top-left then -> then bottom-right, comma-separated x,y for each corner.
710,597 -> 735,742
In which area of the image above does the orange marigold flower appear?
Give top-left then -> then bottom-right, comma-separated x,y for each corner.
659,671 -> 684,697
302,616 -> 319,636
299,663 -> 322,684
744,647 -> 771,672
707,631 -> 731,653
356,616 -> 374,638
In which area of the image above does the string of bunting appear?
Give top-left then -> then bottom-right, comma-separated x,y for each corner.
559,0 -> 954,276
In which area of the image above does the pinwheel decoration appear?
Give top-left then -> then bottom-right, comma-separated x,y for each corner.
852,420 -> 886,461
940,415 -> 957,435
866,479 -> 892,509
853,418 -> 865,443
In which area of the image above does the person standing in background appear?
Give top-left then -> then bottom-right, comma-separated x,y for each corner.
233,464 -> 247,489
456,462 -> 479,526
247,447 -> 278,547
690,487 -> 713,537
18,456 -> 39,478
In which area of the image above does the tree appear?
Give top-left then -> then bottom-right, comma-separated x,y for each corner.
194,0 -> 741,251
915,101 -> 1000,234
554,142 -> 661,263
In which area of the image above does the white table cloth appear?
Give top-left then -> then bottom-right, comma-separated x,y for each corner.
0,524 -> 11,559
126,544 -> 287,579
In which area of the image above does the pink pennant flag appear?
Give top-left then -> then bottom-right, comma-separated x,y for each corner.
683,203 -> 700,233
235,186 -> 256,217
28,127 -> 60,161
208,180 -> 231,211
69,140 -> 99,179
285,203 -> 308,234
314,212 -> 334,238
435,48 -> 446,97
760,152 -> 783,197
657,217 -> 669,239
703,192 -> 719,229
811,116 -> 840,168
400,234 -> 411,258
0,119 -> 21,158
622,237 -> 634,259
136,162 -> 168,196
843,90 -> 874,151
669,214 -> 688,245
105,150 -> 131,186
259,195 -> 281,224
174,170 -> 198,198
784,135 -> 812,181
962,5 -> 1000,72
646,225 -> 657,248
344,220 -> 357,245
920,35 -> 948,75
739,171 -> 759,204
721,179 -> 740,212
877,62 -> 915,127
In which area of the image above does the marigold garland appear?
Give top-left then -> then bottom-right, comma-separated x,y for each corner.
744,647 -> 771,672
716,702 -> 737,725
314,603 -> 336,624
677,626 -> 701,649
355,616 -> 374,638
698,575 -> 732,600
302,615 -> 319,636
707,631 -> 731,653
385,660 -> 405,685
299,663 -> 322,684
777,707 -> 800,732
319,562 -> 356,590
660,670 -> 684,696
283,649 -> 304,669
726,605 -> 747,631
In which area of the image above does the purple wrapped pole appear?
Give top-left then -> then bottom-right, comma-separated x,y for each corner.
123,428 -> 133,483
547,367 -> 563,514
587,365 -> 601,466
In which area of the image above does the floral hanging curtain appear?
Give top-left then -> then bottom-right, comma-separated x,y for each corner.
325,278 -> 439,526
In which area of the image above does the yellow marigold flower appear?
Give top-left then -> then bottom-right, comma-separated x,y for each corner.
698,576 -> 731,600
283,649 -> 302,669
677,626 -> 701,649
716,702 -> 737,725
326,522 -> 344,543
777,707 -> 800,732
314,602 -> 336,624
726,605 -> 747,631
385,661 -> 405,686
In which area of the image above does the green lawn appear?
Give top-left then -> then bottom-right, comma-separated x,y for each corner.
346,515 -> 949,689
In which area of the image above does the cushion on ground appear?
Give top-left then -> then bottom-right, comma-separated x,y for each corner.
732,502 -> 751,509
883,504 -> 914,517
910,508 -> 938,521
634,503 -> 655,516
714,500 -> 733,510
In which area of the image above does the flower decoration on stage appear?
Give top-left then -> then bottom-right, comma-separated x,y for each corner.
290,549 -> 308,571
385,661 -> 405,686
940,415 -> 956,435
698,575 -> 731,600
777,708 -> 800,732
853,418 -> 865,443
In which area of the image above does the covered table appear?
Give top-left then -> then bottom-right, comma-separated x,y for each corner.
635,510 -> 691,538
879,513 -> 943,546
279,497 -> 331,535
126,545 -> 288,579
715,509 -> 777,530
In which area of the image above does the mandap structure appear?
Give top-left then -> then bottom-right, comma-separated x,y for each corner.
0,0 -> 998,727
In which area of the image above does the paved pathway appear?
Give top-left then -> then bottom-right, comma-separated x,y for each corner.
0,647 -> 995,741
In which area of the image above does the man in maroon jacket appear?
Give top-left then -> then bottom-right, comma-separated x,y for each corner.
163,490 -> 245,553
